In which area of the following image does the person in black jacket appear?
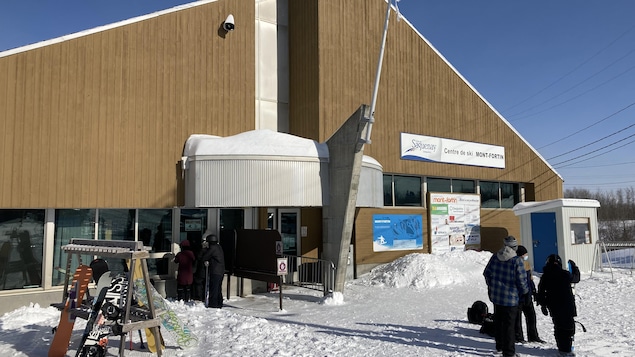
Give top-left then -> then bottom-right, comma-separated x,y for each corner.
536,254 -> 581,356
515,245 -> 545,343
200,233 -> 225,308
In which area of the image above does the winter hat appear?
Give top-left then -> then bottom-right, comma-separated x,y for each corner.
516,245 -> 528,256
180,239 -> 190,248
504,236 -> 518,251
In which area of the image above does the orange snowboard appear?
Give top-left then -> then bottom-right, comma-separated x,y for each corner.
48,264 -> 92,357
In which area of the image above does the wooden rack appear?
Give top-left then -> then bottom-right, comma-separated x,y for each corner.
56,238 -> 162,357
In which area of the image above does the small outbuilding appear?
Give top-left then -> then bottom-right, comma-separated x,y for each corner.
513,198 -> 600,273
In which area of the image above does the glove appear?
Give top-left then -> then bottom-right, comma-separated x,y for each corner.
541,305 -> 549,316
568,260 -> 577,268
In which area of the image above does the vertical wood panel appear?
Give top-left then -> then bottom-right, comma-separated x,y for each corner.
0,0 -> 255,208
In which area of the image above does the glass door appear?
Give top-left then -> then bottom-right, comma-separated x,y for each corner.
278,209 -> 300,256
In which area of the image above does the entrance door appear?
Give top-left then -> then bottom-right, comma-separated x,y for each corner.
278,209 -> 300,256
530,212 -> 557,273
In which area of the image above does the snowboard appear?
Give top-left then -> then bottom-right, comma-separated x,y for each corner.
49,264 -> 93,357
128,259 -> 164,352
75,272 -> 113,357
132,269 -> 199,348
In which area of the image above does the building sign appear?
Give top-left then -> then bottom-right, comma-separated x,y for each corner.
429,193 -> 481,254
184,219 -> 202,231
373,214 -> 423,251
400,133 -> 505,169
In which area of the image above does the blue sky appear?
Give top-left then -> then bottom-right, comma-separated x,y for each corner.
1,0 -> 634,192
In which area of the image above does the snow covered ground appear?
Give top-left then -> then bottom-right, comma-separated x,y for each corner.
1,250 -> 633,356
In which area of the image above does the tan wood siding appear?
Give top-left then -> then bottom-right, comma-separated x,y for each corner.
0,0 -> 255,208
355,208 -> 429,266
354,207 -> 520,267
289,0 -> 562,202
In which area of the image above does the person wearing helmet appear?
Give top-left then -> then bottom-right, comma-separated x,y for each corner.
536,254 -> 581,356
174,239 -> 195,302
200,233 -> 225,308
483,236 -> 529,357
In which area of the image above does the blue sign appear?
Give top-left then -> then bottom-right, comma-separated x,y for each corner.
373,214 -> 423,251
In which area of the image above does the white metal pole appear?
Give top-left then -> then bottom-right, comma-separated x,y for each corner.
365,0 -> 392,144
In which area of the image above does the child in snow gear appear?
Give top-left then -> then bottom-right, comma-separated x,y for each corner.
174,239 -> 195,302
536,254 -> 580,356
515,245 -> 544,343
483,236 -> 529,357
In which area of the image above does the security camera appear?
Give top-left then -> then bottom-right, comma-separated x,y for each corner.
223,14 -> 235,31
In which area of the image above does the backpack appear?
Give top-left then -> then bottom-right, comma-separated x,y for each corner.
467,300 -> 488,324
479,313 -> 496,337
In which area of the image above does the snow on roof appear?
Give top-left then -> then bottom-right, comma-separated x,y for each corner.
183,130 -> 329,159
513,198 -> 600,216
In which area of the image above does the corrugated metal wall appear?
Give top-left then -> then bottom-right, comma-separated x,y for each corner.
188,158 -> 328,207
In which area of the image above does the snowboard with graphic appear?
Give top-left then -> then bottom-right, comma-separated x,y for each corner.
132,269 -> 198,348
75,272 -> 113,357
48,264 -> 93,357
129,259 -> 164,352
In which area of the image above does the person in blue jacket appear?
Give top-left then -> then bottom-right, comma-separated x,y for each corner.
483,236 -> 530,357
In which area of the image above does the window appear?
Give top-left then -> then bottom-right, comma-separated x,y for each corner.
501,183 -> 520,208
394,175 -> 422,206
383,175 -> 422,207
427,178 -> 451,193
53,209 -> 95,285
0,210 -> 45,290
452,179 -> 476,194
139,209 -> 173,276
481,181 -> 521,208
570,217 -> 591,245
98,209 -> 135,241
480,181 -> 500,208
383,175 -> 394,206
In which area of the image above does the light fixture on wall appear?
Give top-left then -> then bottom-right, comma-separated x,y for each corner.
223,14 -> 235,32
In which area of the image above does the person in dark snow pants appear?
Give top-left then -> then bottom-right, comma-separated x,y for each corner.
536,254 -> 580,356
200,233 -> 225,308
483,236 -> 530,357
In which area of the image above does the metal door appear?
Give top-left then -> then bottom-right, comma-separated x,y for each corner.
278,209 -> 300,256
530,212 -> 557,273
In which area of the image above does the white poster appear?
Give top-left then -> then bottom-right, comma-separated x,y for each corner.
429,193 -> 481,254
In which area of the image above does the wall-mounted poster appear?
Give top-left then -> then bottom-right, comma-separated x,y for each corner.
373,214 -> 423,252
428,193 -> 481,254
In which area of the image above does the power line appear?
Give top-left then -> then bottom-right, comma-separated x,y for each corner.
553,135 -> 635,168
501,23 -> 635,114
538,101 -> 635,149
547,121 -> 635,161
508,47 -> 635,120
561,160 -> 635,169
509,63 -> 635,123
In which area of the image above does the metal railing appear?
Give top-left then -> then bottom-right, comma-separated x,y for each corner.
281,255 -> 336,296
592,241 -> 635,280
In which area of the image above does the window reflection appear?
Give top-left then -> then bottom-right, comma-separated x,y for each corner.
0,210 -> 45,290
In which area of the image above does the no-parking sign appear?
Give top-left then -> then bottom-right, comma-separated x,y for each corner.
277,258 -> 288,275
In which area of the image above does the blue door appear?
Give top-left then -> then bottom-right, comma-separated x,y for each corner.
530,212 -> 557,273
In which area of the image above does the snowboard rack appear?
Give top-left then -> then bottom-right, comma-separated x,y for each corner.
55,238 -> 163,357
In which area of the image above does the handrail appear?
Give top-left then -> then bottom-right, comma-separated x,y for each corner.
281,255 -> 336,296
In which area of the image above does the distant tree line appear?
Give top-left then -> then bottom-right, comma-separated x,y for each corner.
564,187 -> 635,242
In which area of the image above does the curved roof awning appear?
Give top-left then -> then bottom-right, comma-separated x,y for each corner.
182,130 -> 383,208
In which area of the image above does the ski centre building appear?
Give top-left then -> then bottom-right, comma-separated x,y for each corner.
0,0 -> 564,313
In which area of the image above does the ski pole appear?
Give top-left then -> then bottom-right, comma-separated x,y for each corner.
138,330 -> 145,349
